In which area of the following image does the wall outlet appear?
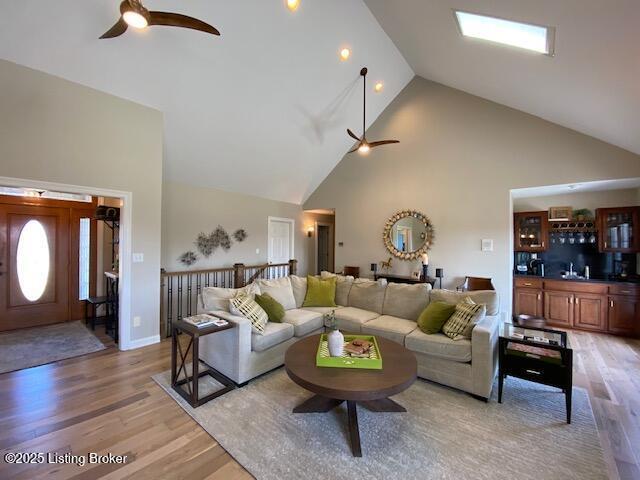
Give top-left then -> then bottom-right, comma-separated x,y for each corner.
133,253 -> 144,263
133,316 -> 141,327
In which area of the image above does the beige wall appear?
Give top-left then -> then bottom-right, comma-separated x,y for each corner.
162,181 -> 310,274
0,59 -> 163,346
305,76 -> 640,315
514,189 -> 639,213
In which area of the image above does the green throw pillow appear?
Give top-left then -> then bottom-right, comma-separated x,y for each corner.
417,301 -> 456,334
302,275 -> 337,307
254,293 -> 285,323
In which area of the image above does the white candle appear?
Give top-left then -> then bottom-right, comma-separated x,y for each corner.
422,253 -> 429,265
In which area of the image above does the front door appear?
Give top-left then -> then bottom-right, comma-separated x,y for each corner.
0,204 -> 70,331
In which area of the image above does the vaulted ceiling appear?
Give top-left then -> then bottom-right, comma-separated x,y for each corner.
364,0 -> 640,157
0,0 -> 413,203
2,1 -> 638,205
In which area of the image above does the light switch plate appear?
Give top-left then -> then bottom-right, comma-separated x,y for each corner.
133,253 -> 144,263
133,316 -> 141,327
481,239 -> 493,252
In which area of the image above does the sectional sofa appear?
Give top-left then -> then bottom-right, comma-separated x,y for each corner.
197,274 -> 500,400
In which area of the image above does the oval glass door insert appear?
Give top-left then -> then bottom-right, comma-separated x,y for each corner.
17,219 -> 50,302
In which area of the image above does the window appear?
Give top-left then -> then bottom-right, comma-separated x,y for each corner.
78,218 -> 91,300
16,220 -> 50,302
454,10 -> 555,55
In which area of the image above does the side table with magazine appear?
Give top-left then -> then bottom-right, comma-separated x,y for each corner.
498,323 -> 573,423
171,314 -> 236,408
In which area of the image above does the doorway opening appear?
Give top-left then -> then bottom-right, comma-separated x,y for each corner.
0,176 -> 133,356
304,209 -> 335,274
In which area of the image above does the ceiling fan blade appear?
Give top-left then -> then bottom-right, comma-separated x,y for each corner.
369,140 -> 400,148
347,128 -> 361,141
148,11 -> 220,36
99,17 -> 128,39
348,146 -> 361,153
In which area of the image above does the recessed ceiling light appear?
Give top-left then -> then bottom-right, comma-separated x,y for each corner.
286,0 -> 300,12
340,48 -> 351,61
454,10 -> 555,55
374,82 -> 384,93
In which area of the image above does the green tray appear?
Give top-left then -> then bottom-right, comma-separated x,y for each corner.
315,334 -> 382,370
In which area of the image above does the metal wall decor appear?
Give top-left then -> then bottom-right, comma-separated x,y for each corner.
383,210 -> 435,260
179,250 -> 198,266
233,228 -> 248,242
195,232 -> 216,257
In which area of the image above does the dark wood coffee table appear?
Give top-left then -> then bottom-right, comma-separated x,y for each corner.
284,334 -> 417,457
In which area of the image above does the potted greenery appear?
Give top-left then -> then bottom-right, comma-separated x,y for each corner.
572,208 -> 593,221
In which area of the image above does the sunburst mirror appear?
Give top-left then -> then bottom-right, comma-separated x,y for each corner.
383,210 -> 435,260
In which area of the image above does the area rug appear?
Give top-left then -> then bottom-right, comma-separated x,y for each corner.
0,321 -> 106,374
153,367 -> 607,480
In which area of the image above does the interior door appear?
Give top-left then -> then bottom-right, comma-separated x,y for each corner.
268,218 -> 293,264
0,204 -> 70,331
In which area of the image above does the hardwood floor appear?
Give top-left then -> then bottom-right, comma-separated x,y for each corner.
0,326 -> 638,479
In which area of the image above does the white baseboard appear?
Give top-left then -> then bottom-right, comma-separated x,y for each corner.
122,334 -> 161,351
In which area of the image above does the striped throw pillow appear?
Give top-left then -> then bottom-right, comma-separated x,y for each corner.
442,297 -> 486,340
229,294 -> 268,335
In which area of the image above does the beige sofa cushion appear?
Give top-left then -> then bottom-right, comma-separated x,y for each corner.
289,275 -> 307,308
348,280 -> 386,313
282,308 -> 324,337
430,289 -> 499,316
361,315 -> 418,345
302,306 -> 342,314
382,283 -> 431,320
201,283 -> 260,312
251,322 -> 294,352
319,272 -> 354,306
405,329 -> 472,363
334,307 -> 380,333
256,277 -> 297,311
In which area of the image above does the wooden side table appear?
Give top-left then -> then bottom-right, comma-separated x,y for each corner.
171,318 -> 236,408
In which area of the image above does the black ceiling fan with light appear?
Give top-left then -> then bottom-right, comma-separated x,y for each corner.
100,0 -> 220,39
347,67 -> 399,154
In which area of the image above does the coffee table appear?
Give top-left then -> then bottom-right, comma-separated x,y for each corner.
284,334 -> 417,457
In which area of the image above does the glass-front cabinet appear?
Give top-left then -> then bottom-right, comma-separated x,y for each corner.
514,211 -> 549,252
597,207 -> 640,253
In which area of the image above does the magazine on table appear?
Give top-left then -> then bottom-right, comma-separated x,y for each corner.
183,314 -> 228,328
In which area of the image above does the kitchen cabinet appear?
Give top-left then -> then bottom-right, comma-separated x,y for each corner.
597,206 -> 640,253
514,211 -> 548,252
513,277 -> 543,317
573,293 -> 607,331
544,291 -> 574,327
514,288 -> 543,317
513,277 -> 639,337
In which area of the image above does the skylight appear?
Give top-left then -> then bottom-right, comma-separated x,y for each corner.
454,10 -> 555,55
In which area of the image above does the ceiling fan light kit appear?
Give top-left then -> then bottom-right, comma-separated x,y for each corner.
100,0 -> 220,39
347,67 -> 399,155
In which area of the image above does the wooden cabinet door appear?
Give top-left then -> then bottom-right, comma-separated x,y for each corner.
608,295 -> 640,336
544,291 -> 573,327
514,211 -> 549,252
597,207 -> 640,253
514,288 -> 543,317
573,293 -> 607,332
